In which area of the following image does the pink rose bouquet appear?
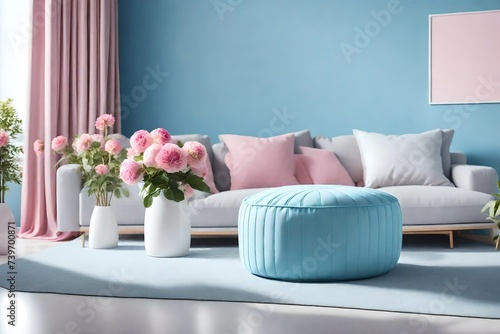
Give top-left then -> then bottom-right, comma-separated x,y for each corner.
120,128 -> 210,207
34,114 -> 129,206
0,98 -> 23,203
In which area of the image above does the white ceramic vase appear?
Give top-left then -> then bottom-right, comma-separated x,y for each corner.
144,195 -> 191,257
88,206 -> 119,249
0,203 -> 15,255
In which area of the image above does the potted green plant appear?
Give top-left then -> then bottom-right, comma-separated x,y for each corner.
0,98 -> 23,203
481,180 -> 500,250
0,98 -> 22,251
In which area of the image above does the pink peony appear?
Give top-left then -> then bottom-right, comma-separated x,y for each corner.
51,135 -> 68,152
33,139 -> 44,156
151,128 -> 171,145
120,159 -> 144,185
183,141 -> 207,169
127,147 -> 137,159
178,183 -> 194,199
95,164 -> 109,175
95,114 -> 116,131
74,134 -> 93,153
155,143 -> 188,173
130,130 -> 153,153
143,143 -> 162,168
0,130 -> 8,147
105,139 -> 123,155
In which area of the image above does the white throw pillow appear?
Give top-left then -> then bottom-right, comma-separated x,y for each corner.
353,129 -> 454,188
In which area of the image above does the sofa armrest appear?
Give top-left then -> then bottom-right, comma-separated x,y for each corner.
451,164 -> 498,194
56,164 -> 82,232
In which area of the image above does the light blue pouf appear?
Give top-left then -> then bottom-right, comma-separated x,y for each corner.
238,185 -> 402,282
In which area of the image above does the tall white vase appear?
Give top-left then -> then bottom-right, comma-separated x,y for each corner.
88,206 -> 119,249
0,203 -> 15,255
144,195 -> 191,257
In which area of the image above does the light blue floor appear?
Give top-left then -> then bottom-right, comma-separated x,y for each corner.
1,234 -> 499,319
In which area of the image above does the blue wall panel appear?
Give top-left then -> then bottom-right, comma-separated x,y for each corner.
117,0 -> 500,168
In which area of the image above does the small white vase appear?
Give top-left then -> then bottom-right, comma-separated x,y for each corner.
144,195 -> 191,257
0,203 -> 15,255
88,206 -> 118,249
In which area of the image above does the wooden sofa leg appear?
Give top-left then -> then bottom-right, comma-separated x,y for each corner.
81,232 -> 86,248
449,231 -> 454,249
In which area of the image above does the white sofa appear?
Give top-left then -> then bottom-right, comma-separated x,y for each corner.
56,130 -> 498,246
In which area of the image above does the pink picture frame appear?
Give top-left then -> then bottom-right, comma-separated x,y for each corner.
429,10 -> 500,104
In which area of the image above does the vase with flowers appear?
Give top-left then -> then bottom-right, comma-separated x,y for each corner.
0,98 -> 22,254
34,114 -> 128,248
120,128 -> 210,257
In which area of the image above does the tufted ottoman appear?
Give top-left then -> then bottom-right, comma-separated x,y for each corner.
238,185 -> 402,281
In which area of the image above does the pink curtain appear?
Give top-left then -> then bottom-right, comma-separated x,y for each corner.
19,0 -> 121,240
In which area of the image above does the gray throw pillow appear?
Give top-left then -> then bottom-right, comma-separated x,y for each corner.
441,129 -> 455,180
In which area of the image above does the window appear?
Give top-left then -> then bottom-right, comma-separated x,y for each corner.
0,0 -> 31,156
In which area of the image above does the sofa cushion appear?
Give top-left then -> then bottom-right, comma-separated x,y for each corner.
292,129 -> 314,151
353,129 -> 454,188
295,146 -> 354,186
313,129 -> 455,185
212,142 -> 232,192
212,130 -> 313,192
294,155 -> 313,184
313,135 -> 363,184
441,129 -> 454,180
220,133 -> 299,190
378,185 -> 492,225
190,188 -> 269,227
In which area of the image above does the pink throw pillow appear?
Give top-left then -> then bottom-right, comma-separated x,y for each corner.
294,155 -> 313,184
296,146 -> 354,186
219,133 -> 299,190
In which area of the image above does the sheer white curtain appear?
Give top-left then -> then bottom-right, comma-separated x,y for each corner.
0,0 -> 30,224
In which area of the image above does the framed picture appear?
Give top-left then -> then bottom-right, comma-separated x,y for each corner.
429,10 -> 500,104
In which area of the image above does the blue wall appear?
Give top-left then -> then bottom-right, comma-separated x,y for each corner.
118,0 -> 500,169
10,1 -> 500,228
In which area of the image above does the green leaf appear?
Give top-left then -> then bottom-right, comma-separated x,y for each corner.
171,188 -> 185,202
192,181 -> 210,193
481,200 -> 494,213
168,172 -> 182,182
164,188 -> 175,201
493,201 -> 500,217
188,175 -> 211,193
494,235 -> 499,241
143,194 -> 153,208
121,188 -> 130,198
151,173 -> 168,186
177,140 -> 183,148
